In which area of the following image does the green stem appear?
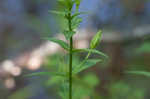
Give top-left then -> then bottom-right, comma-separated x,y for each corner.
68,10 -> 73,99
69,37 -> 73,99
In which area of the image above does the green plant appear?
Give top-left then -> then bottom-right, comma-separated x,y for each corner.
27,0 -> 107,99
44,54 -> 102,99
126,41 -> 150,77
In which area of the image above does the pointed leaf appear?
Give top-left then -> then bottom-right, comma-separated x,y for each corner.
73,59 -> 102,74
44,38 -> 69,50
72,48 -> 108,58
72,17 -> 82,29
48,10 -> 66,15
74,0 -> 82,10
63,30 -> 76,40
25,72 -> 66,77
126,71 -> 150,77
90,30 -> 102,49
49,10 -> 71,16
72,12 -> 88,18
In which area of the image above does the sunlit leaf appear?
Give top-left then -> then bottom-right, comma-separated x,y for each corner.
44,38 -> 69,50
72,48 -> 108,58
73,59 -> 102,74
74,0 -> 81,5
126,71 -> 150,77
90,30 -> 102,49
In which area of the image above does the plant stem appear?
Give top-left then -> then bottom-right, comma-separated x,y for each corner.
69,37 -> 73,99
68,10 -> 73,99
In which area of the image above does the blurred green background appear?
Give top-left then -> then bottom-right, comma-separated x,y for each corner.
0,0 -> 150,99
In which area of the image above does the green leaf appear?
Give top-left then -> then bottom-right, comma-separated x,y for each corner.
48,10 -> 66,15
48,10 -> 71,17
90,30 -> 102,49
72,48 -> 108,58
57,0 -> 68,7
73,59 -> 102,74
58,0 -> 74,8
126,71 -> 150,77
72,17 -> 82,29
44,38 -> 69,50
66,0 -> 74,8
74,0 -> 81,5
63,30 -> 76,40
72,12 -> 88,18
25,72 -> 66,77
74,0 -> 82,10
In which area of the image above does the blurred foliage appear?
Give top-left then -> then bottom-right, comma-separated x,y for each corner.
136,42 -> 150,54
108,81 -> 145,99
44,53 -> 101,99
4,41 -> 150,99
8,87 -> 32,99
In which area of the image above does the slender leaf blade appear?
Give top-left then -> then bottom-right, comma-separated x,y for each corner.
25,72 -> 66,77
126,71 -> 150,77
72,48 -> 108,58
73,59 -> 102,74
72,12 -> 88,18
48,10 -> 66,15
44,38 -> 69,51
